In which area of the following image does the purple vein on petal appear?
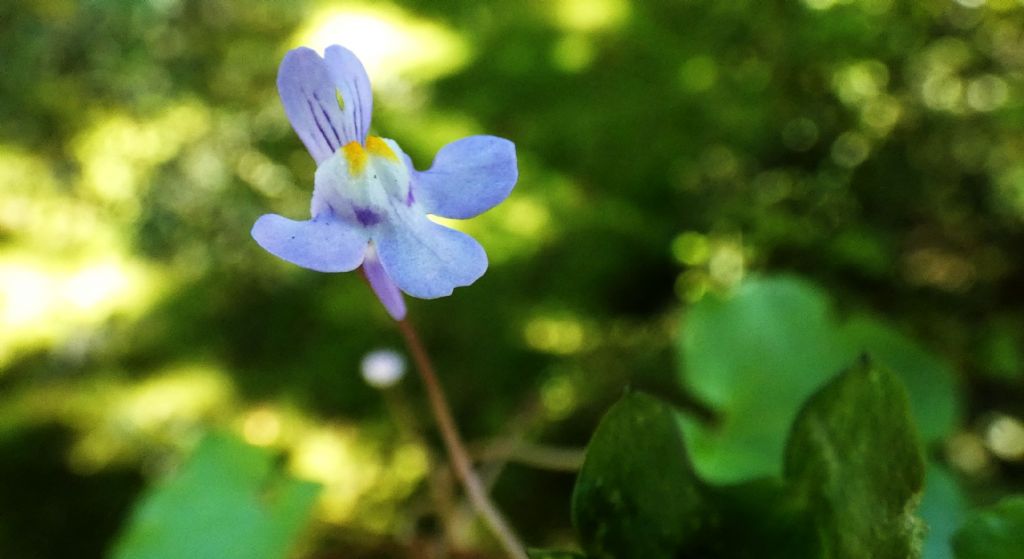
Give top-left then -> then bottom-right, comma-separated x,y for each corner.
304,98 -> 335,153
310,91 -> 343,149
324,45 -> 372,146
354,80 -> 367,140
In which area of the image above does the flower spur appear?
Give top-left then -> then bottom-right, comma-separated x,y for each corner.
252,45 -> 518,319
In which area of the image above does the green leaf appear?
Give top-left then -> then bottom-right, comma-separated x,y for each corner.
680,276 -> 849,482
952,497 -> 1024,559
843,317 -> 960,443
571,392 -> 704,559
679,275 -> 960,483
571,392 -> 822,559
785,359 -> 926,559
111,433 -> 320,559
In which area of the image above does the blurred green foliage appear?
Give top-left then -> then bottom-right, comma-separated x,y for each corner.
1,0 -> 1024,557
953,496 -> 1024,559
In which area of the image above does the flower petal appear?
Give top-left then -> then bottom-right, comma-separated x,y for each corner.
324,45 -> 373,145
413,135 -> 518,219
252,213 -> 369,272
375,212 -> 488,299
277,47 -> 349,163
363,245 -> 406,320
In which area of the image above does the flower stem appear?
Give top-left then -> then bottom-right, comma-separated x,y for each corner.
397,318 -> 529,559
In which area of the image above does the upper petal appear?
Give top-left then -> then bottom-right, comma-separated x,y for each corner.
413,135 -> 518,219
324,45 -> 373,145
252,213 -> 369,272
375,211 -> 488,299
277,47 -> 355,163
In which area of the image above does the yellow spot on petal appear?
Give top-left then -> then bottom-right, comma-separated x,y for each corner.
342,141 -> 367,176
366,136 -> 398,161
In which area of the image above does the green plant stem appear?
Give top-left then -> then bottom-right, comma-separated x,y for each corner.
472,439 -> 585,472
397,318 -> 528,559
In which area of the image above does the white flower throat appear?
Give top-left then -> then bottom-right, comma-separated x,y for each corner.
312,136 -> 412,226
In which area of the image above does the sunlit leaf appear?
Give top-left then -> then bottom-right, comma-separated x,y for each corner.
111,433 -> 320,559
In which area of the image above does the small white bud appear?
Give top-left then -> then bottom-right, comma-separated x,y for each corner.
360,349 -> 406,388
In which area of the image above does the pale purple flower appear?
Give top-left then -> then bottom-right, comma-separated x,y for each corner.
252,45 -> 518,320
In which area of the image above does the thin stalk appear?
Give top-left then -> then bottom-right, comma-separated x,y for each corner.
397,318 -> 528,559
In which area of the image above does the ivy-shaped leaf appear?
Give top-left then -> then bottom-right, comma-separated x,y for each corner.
952,496 -> 1024,559
571,392 -> 822,559
784,358 -> 926,559
570,361 -> 925,559
111,433 -> 320,559
679,276 -> 856,482
679,275 -> 960,484
571,392 -> 705,559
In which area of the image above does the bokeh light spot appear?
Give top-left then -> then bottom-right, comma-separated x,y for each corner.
360,349 -> 406,389
243,407 -> 283,447
833,60 -> 889,106
541,374 -> 578,420
986,415 -> 1024,461
671,232 -> 711,266
782,117 -> 819,152
0,255 -> 160,369
292,428 -> 379,524
831,131 -> 871,168
525,316 -> 588,354
708,242 -> 746,289
552,34 -> 596,72
947,432 -> 993,476
679,56 -> 718,93
860,95 -> 902,135
294,4 -> 470,87
966,75 -> 1009,112
553,0 -> 630,32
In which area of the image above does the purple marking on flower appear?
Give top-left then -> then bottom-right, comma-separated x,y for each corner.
310,92 -> 342,148
354,207 -> 383,226
251,45 -> 518,320
305,98 -> 339,152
